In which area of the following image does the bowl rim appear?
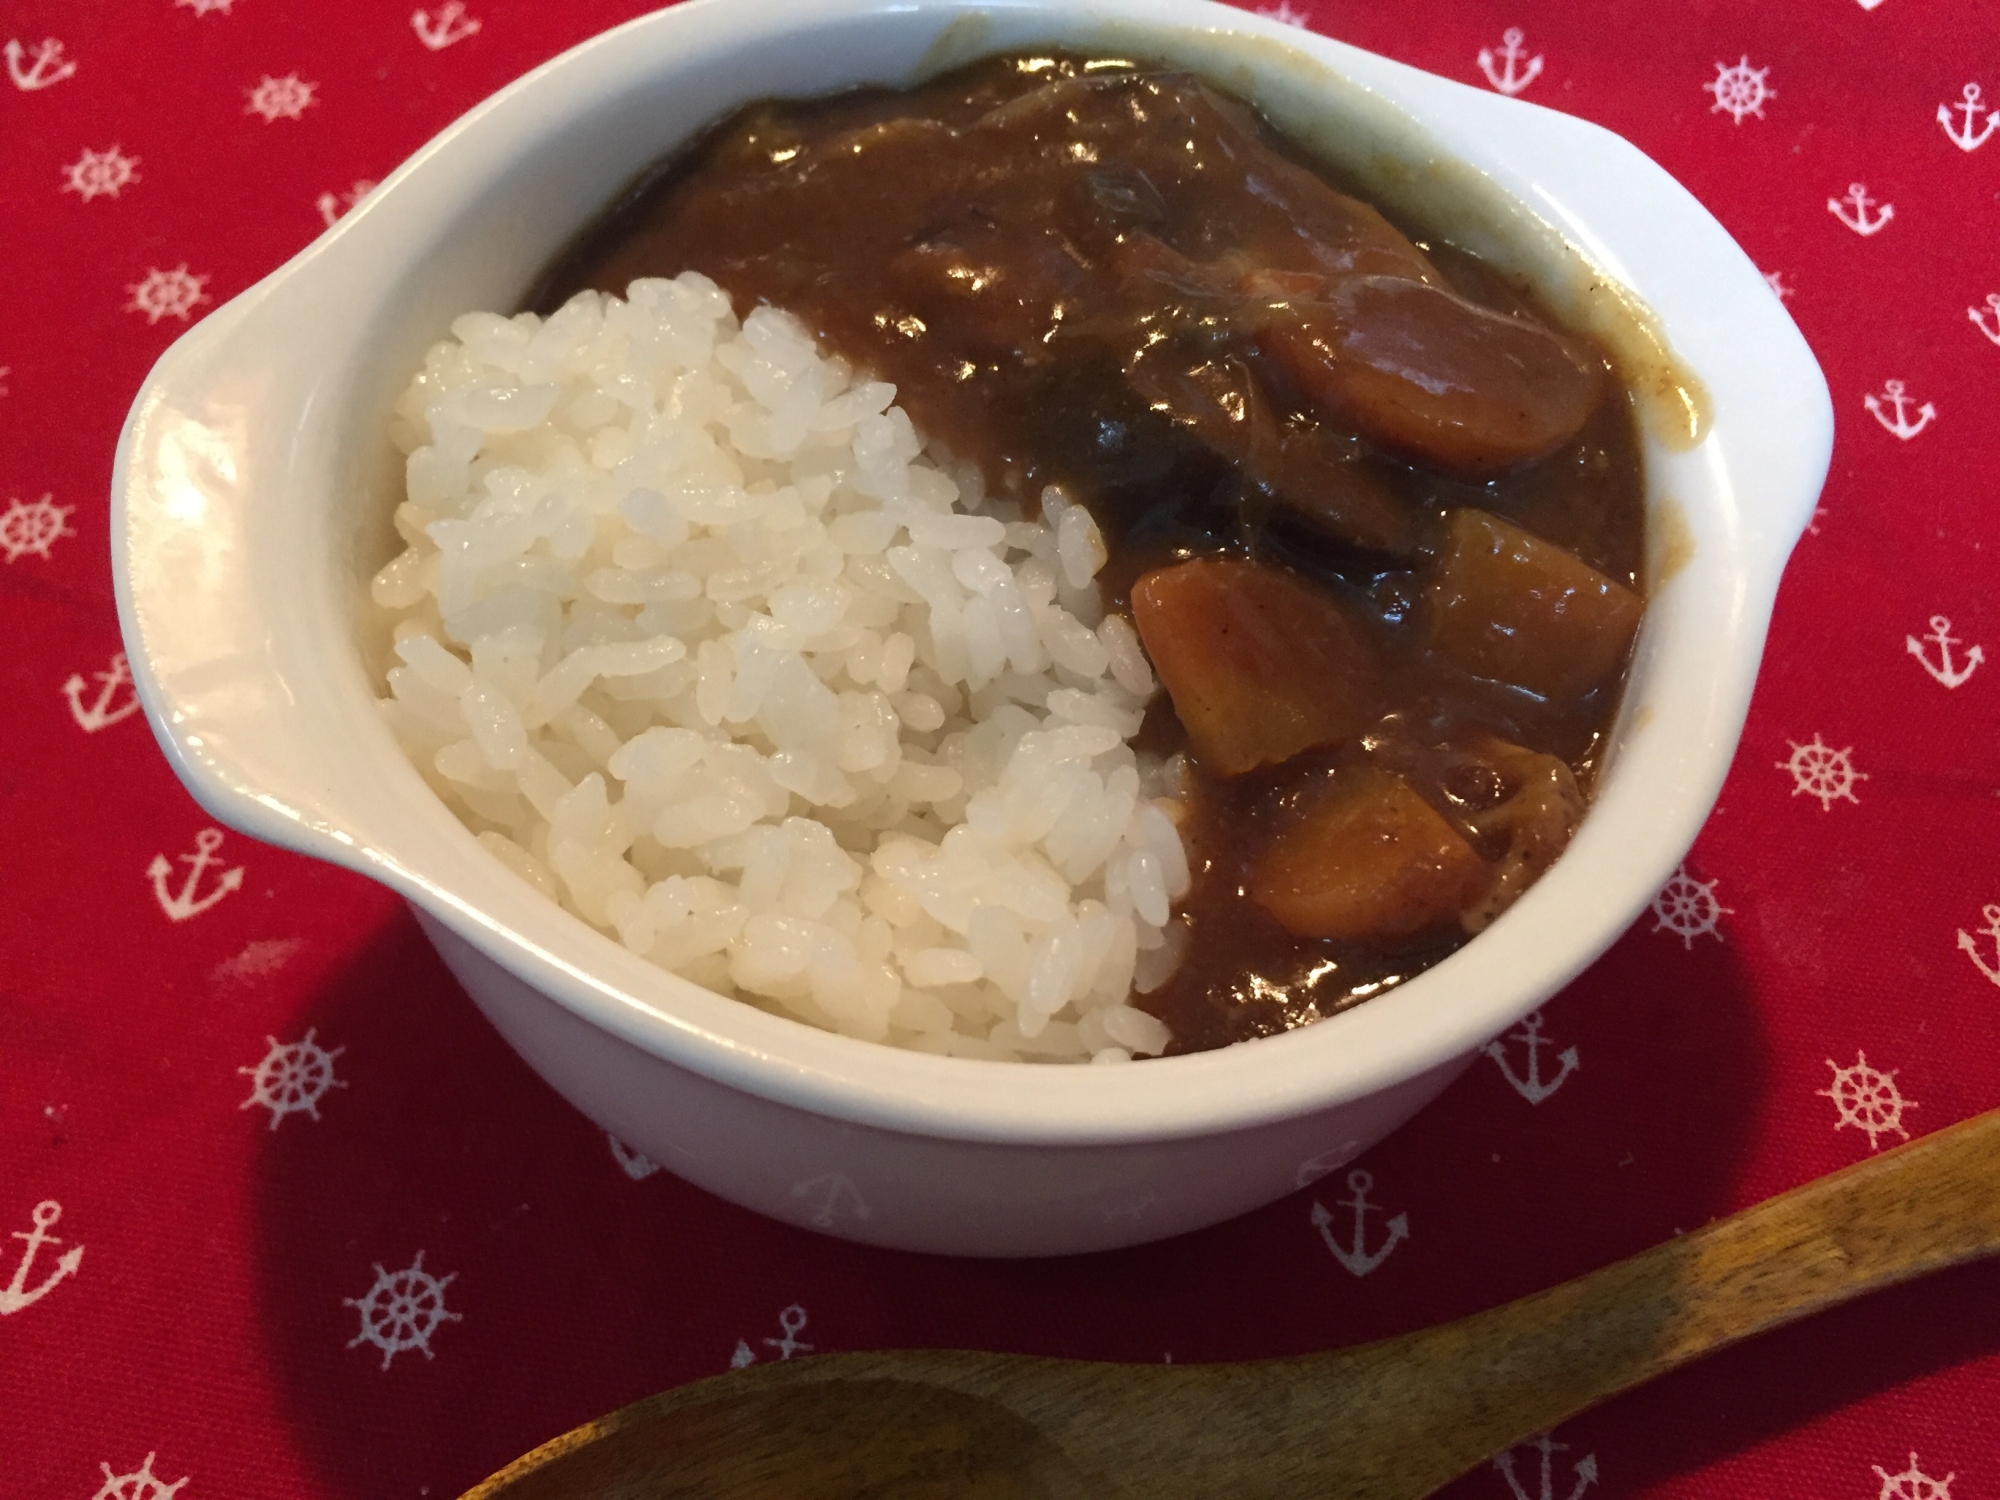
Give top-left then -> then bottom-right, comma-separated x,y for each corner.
113,0 -> 1833,1148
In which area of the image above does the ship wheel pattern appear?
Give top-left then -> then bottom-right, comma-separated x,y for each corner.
1818,1053 -> 1916,1151
343,1250 -> 463,1369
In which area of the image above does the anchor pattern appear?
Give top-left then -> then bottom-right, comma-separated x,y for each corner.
1970,294 -> 2000,345
1495,1432 -> 1599,1500
1906,616 -> 1981,688
1937,83 -> 1998,150
1482,1011 -> 1580,1104
1,1199 -> 83,1316
607,1133 -> 662,1179
1864,379 -> 1934,440
316,178 -> 377,227
1310,1170 -> 1409,1276
1478,29 -> 1543,96
149,827 -> 246,921
65,652 -> 142,732
1957,905 -> 2000,989
1829,183 -> 1894,236
732,1303 -> 813,1367
6,37 -> 78,91
412,2 -> 482,50
9,6 -> 2000,1493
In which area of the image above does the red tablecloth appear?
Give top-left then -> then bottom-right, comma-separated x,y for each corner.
4,2 -> 1997,1495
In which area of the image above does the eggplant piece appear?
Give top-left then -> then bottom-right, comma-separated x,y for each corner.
1130,557 -> 1383,776
1125,345 -> 1423,558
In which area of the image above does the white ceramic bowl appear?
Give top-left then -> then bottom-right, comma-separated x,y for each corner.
113,0 -> 1831,1256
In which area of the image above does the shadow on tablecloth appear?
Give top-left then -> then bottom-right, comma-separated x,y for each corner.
241,906 -> 1989,1499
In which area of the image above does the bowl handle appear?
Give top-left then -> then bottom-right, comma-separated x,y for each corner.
113,282 -> 392,877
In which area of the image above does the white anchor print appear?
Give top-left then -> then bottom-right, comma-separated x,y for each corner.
92,1453 -> 187,1500
732,1303 -> 814,1367
1957,905 -> 2000,989
1876,1453 -> 1955,1500
1970,294 -> 2000,345
1764,269 -> 1794,301
1311,1169 -> 1408,1277
790,1172 -> 870,1227
0,1200 -> 84,1316
1855,0 -> 1886,9
64,652 -> 142,733
1906,616 -> 1981,688
412,1 -> 481,50
1478,29 -> 1543,96
1864,379 -> 1935,439
5,37 -> 77,91
1494,1431 -> 1598,1500
149,827 -> 246,921
1829,183 -> 1894,236
606,1134 -> 662,1180
1254,2 -> 1311,25
1482,1011 -> 1579,1104
1938,83 -> 1999,150
316,179 -> 376,227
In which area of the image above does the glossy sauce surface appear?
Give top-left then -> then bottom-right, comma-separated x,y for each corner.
532,52 -> 1647,1053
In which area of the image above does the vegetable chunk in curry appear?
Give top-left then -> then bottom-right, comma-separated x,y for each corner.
533,51 -> 1647,1054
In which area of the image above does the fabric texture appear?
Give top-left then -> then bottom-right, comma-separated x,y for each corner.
1,1 -> 1995,1494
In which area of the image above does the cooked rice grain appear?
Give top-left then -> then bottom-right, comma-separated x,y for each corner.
373,274 -> 1188,1061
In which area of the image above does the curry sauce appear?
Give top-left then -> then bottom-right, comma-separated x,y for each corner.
531,52 -> 1647,1053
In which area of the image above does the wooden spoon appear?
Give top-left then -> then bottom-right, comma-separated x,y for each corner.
463,1106 -> 2000,1500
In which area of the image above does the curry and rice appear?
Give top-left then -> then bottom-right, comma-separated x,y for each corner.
371,52 -> 1646,1061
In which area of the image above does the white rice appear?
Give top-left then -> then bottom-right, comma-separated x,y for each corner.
371,272 -> 1191,1061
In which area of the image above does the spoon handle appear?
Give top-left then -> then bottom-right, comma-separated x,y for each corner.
1294,1104 -> 2000,1497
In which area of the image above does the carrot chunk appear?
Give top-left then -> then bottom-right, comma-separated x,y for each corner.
1131,558 -> 1382,777
1424,509 -> 1644,699
1259,275 -> 1602,476
1250,767 -> 1487,942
